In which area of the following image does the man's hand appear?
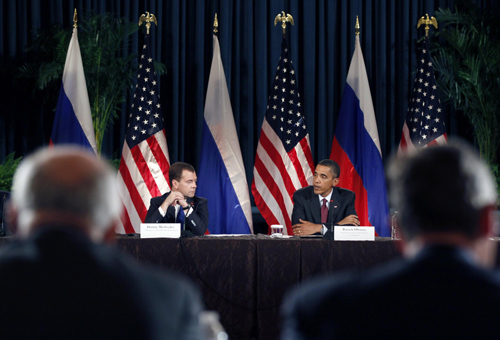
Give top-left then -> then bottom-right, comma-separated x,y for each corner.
337,215 -> 360,226
160,191 -> 186,211
292,219 -> 322,236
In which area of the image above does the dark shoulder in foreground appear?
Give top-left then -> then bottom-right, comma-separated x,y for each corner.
282,247 -> 500,340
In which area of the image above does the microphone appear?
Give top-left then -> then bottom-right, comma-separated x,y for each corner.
323,219 -> 335,240
323,199 -> 335,240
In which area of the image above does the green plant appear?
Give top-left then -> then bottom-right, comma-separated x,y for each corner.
17,12 -> 167,155
491,163 -> 500,204
431,0 -> 500,169
0,153 -> 22,192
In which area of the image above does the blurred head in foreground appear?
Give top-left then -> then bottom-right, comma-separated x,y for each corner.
8,146 -> 121,242
388,140 -> 498,264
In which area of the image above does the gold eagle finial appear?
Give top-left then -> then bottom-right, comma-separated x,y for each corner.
214,13 -> 218,33
417,14 -> 438,37
139,12 -> 158,34
73,9 -> 78,28
355,15 -> 360,35
274,11 -> 294,35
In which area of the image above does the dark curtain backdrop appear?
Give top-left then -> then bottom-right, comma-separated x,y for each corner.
0,0 -> 494,190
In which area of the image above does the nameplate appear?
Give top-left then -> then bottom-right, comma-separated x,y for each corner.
140,223 -> 181,239
334,226 -> 375,241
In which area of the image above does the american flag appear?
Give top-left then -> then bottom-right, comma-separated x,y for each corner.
116,33 -> 171,234
251,37 -> 314,235
399,38 -> 447,155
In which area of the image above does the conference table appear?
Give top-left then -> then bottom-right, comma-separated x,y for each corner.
117,234 -> 401,340
3,235 -> 499,340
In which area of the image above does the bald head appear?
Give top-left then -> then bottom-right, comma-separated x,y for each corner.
10,146 -> 121,241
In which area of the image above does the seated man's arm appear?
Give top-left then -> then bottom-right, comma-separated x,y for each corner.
145,195 -> 177,223
291,191 -> 306,226
292,191 -> 322,235
336,192 -> 359,226
185,199 -> 208,235
145,197 -> 167,223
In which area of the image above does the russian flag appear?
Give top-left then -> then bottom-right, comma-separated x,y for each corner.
50,27 -> 97,154
330,33 -> 390,236
197,34 -> 253,234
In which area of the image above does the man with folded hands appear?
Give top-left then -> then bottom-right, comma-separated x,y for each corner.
145,162 -> 208,235
291,159 -> 359,236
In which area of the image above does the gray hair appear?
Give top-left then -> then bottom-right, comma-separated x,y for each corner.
388,140 -> 498,239
11,146 -> 122,236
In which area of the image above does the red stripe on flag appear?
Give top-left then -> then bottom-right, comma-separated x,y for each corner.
251,179 -> 280,234
147,133 -> 171,187
399,125 -> 408,150
288,145 -> 309,188
130,144 -> 161,198
119,155 -> 148,222
300,138 -> 315,173
253,152 -> 292,232
259,131 -> 296,200
120,203 -> 136,234
330,137 -> 377,235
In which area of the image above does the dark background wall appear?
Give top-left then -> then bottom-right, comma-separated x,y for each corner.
0,0 -> 495,191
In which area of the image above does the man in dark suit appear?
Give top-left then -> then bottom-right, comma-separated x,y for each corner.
0,146 -> 204,340
145,162 -> 208,235
282,141 -> 500,339
291,159 -> 359,236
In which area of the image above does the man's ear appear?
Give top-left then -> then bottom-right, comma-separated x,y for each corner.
104,219 -> 120,244
473,204 -> 498,268
171,179 -> 179,190
478,204 -> 497,237
332,178 -> 340,187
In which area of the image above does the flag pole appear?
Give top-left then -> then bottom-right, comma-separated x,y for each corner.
417,14 -> 438,37
274,11 -> 294,36
355,15 -> 360,35
139,11 -> 158,34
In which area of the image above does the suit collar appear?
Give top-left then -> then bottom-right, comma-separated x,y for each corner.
328,187 -> 343,225
308,195 -> 321,223
307,186 -> 343,224
316,189 -> 333,204
165,192 -> 197,204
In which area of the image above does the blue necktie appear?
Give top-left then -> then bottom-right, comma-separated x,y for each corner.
176,206 -> 185,230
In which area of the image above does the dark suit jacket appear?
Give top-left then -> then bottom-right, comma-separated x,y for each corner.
145,192 -> 208,235
0,227 -> 204,340
282,245 -> 500,339
291,186 -> 357,227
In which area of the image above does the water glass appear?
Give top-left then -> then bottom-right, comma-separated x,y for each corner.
391,211 -> 401,240
270,224 -> 284,238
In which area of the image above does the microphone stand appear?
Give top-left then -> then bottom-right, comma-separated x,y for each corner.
323,220 -> 334,240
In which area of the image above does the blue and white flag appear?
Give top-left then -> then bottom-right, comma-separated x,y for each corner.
330,33 -> 390,236
197,34 -> 253,234
50,27 -> 96,154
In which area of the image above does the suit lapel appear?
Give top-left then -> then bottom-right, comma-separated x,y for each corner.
187,197 -> 196,211
328,187 -> 342,225
308,195 -> 321,224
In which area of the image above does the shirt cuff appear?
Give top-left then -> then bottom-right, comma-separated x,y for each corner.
321,224 -> 328,235
158,206 -> 166,217
184,206 -> 193,217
